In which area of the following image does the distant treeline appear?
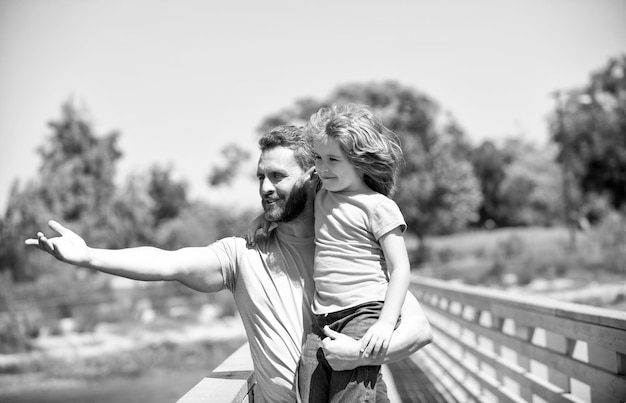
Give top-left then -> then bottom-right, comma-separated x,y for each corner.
1,55 -> 624,286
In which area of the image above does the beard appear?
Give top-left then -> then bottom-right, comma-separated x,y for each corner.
263,181 -> 308,223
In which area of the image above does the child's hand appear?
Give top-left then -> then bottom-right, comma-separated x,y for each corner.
300,167 -> 319,195
246,213 -> 270,247
359,320 -> 394,357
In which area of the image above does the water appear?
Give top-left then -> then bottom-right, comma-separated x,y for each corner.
0,367 -> 216,403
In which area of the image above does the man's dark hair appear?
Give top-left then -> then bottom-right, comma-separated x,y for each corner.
259,125 -> 315,170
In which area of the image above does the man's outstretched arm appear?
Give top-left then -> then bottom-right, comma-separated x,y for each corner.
25,220 -> 226,293
321,291 -> 433,371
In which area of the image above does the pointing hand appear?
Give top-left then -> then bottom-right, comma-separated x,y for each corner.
25,220 -> 90,265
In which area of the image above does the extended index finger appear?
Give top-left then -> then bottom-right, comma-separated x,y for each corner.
47,220 -> 68,236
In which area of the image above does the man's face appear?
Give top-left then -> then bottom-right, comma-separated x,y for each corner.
257,146 -> 309,223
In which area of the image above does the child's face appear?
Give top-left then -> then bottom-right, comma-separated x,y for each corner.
313,136 -> 367,193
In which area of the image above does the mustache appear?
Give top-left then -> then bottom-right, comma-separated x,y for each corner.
263,195 -> 282,203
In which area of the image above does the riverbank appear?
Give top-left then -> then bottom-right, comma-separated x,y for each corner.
0,310 -> 247,403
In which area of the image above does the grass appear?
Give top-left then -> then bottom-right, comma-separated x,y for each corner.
411,225 -> 625,309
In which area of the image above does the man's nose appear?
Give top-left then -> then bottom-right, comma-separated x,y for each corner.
260,177 -> 275,195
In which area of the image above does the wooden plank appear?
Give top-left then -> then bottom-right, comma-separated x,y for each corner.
418,343 -> 526,403
489,303 -> 626,354
423,306 -> 626,401
411,277 -> 626,330
412,346 -> 480,402
387,353 -> 458,403
428,323 -> 578,403
177,343 -> 254,403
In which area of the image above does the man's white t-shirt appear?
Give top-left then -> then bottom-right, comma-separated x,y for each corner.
209,229 -> 315,403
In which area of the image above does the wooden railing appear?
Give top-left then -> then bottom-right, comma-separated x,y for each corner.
177,343 -> 254,403
408,276 -> 626,403
178,276 -> 626,403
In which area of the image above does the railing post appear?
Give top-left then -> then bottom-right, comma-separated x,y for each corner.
514,323 -> 533,402
545,331 -> 571,397
588,344 -> 622,403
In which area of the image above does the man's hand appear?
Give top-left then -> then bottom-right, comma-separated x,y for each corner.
25,220 -> 90,265
360,320 -> 394,357
320,325 -> 385,371
321,294 -> 433,371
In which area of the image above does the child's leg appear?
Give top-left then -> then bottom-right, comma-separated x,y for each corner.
328,364 -> 380,403
375,371 -> 390,403
327,302 -> 384,403
298,327 -> 330,403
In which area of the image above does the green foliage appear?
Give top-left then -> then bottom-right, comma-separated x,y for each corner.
551,55 -> 626,212
154,201 -> 256,249
470,140 -> 509,226
257,81 -> 483,238
147,164 -> 189,227
1,101 -> 123,281
0,181 -> 52,281
420,225 -> 624,295
207,144 -> 251,187
0,98 -> 256,353
497,140 -> 563,226
589,210 -> 626,273
37,102 -> 121,222
468,139 -> 564,228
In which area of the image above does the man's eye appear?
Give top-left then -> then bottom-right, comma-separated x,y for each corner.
314,155 -> 321,160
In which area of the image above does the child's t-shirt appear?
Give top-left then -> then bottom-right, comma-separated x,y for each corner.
313,187 -> 407,315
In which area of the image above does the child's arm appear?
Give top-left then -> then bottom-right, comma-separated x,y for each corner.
360,225 -> 411,356
245,212 -> 272,246
25,220 -> 226,293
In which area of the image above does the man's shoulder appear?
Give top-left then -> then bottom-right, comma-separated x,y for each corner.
211,235 -> 247,248
208,236 -> 256,260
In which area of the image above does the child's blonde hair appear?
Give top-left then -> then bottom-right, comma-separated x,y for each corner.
305,103 -> 404,197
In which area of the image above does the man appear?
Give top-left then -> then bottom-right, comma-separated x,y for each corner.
26,125 -> 432,403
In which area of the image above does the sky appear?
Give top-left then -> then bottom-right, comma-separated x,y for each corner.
1,0 -> 625,214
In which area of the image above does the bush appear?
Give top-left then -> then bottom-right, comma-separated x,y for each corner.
589,211 -> 626,273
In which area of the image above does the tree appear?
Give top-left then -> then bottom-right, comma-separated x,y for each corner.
470,140 -> 509,227
497,140 -> 563,226
551,55 -> 626,213
0,181 -> 51,281
257,81 -> 483,240
148,164 -> 189,226
207,144 -> 251,187
154,201 -> 256,250
0,100 -> 123,280
37,101 -> 121,224
469,139 -> 563,228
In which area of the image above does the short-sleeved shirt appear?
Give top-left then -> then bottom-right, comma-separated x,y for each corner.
210,229 -> 315,403
313,188 -> 407,315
